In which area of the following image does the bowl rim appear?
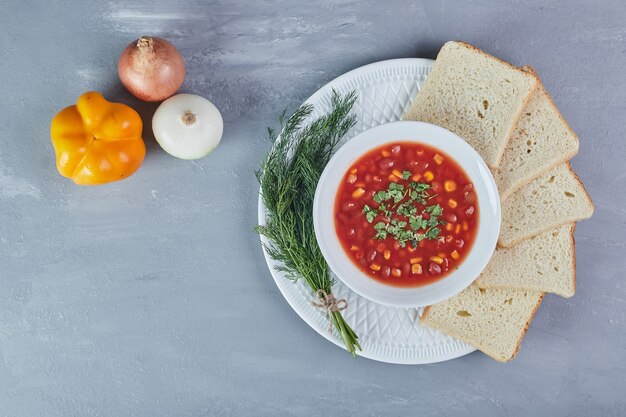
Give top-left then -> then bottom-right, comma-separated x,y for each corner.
313,121 -> 501,307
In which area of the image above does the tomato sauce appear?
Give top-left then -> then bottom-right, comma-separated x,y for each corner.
334,142 -> 479,287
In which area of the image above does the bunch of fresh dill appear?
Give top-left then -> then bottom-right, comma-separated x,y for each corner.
256,90 -> 361,355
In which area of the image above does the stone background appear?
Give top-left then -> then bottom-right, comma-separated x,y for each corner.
1,0 -> 624,415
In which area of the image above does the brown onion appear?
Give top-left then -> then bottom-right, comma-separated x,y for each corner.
118,36 -> 185,102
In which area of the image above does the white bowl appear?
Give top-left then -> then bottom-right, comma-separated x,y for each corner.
313,121 -> 501,307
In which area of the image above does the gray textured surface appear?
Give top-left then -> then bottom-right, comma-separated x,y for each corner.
1,0 -> 624,416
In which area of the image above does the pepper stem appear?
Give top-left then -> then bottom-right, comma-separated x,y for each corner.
181,111 -> 196,126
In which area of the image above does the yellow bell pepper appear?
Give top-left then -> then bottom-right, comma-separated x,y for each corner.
51,92 -> 145,185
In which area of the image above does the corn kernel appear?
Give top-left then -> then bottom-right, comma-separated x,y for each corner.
430,255 -> 444,265
383,250 -> 391,260
445,223 -> 454,231
391,268 -> 402,277
416,148 -> 424,155
438,252 -> 446,259
392,169 -> 403,178
462,221 -> 469,231
370,263 -> 381,271
433,154 -> 444,165
381,150 -> 391,157
448,199 -> 458,209
388,174 -> 398,182
352,188 -> 365,198
410,257 -> 423,264
423,171 -> 434,182
347,173 -> 357,184
455,224 -> 461,234
350,168 -> 357,174
411,263 -> 423,275
444,180 -> 457,192
411,174 -> 422,181
350,245 -> 359,251
451,250 -> 460,260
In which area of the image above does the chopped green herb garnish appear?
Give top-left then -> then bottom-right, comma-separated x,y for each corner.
426,227 -> 441,239
362,204 -> 378,223
426,204 -> 443,216
362,170 -> 446,247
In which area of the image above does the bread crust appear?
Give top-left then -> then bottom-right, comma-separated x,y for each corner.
566,161 -> 595,213
507,292 -> 545,362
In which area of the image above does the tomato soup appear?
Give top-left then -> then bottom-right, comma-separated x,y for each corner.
334,142 -> 479,287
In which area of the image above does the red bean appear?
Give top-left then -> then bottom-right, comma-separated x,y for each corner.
443,213 -> 458,223
463,183 -> 473,193
378,158 -> 395,169
367,250 -> 377,262
428,263 -> 442,275
415,161 -> 429,171
455,238 -> 464,249
337,213 -> 350,224
391,145 -> 402,155
341,201 -> 356,211
365,174 -> 372,182
464,191 -> 477,204
422,212 -> 430,220
464,205 -> 475,216
348,228 -> 356,237
355,250 -> 365,260
382,266 -> 391,277
403,263 -> 411,276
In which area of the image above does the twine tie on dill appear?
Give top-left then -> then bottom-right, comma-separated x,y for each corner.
311,289 -> 347,314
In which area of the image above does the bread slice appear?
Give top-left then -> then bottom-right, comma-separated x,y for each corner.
499,163 -> 593,247
421,285 -> 544,362
476,224 -> 576,297
403,41 -> 538,168
494,67 -> 579,200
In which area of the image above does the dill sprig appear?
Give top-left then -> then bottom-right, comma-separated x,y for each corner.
255,90 -> 361,355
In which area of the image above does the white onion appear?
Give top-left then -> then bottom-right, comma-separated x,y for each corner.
152,94 -> 224,160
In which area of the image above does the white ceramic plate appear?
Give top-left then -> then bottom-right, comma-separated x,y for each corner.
258,58 -> 477,364
313,121 -> 501,308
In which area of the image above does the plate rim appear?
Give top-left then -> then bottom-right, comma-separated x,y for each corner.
257,58 -> 477,364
